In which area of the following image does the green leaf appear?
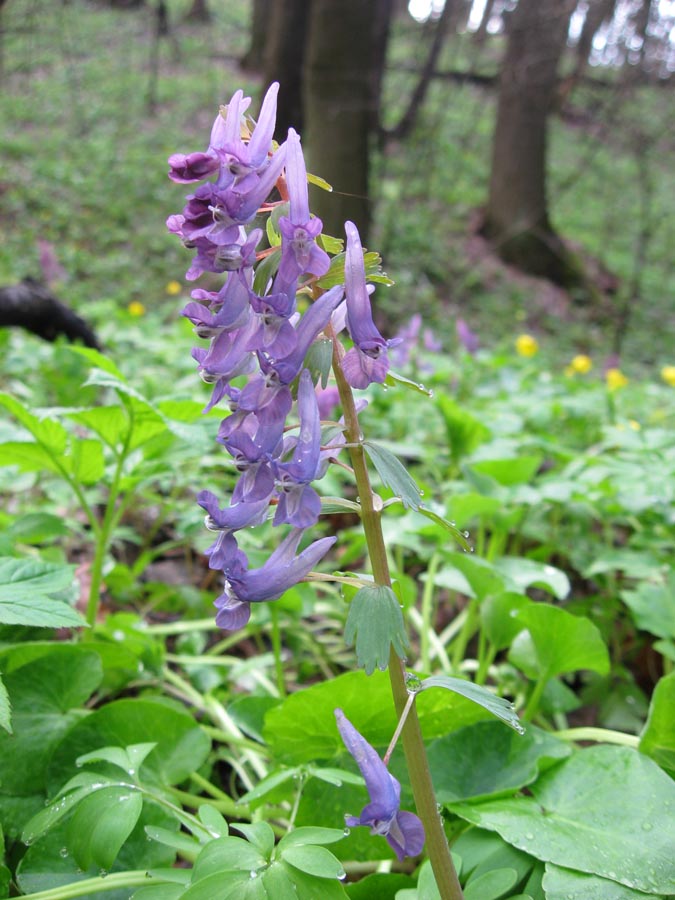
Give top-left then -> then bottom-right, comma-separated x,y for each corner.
6,512 -> 68,544
621,572 -> 675,639
470,455 -> 542,486
0,441 -> 61,474
464,868 -> 518,900
180,872 -> 252,900
47,698 -> 211,792
542,864 -> 663,899
428,722 -> 569,803
304,338 -> 333,389
66,346 -> 125,378
344,584 -> 408,675
264,670 -> 492,766
69,406 -> 129,450
481,592 -> 532,650
416,506 -> 471,550
239,767 -> 301,804
0,647 -> 103,797
67,437 -> 104,484
197,804 -> 229,838
436,395 -> 490,463
453,828 -> 535,886
345,872 -> 415,899
493,558 -> 570,599
510,605 -> 610,679
192,837 -> 267,880
0,675 -> 10,734
132,886 -> 185,900
0,393 -> 68,453
67,786 -> 143,870
384,371 -> 433,397
280,845 -> 345,879
0,558 -> 84,628
419,676 -> 523,733
277,827 -> 346,849
640,672 -> 675,774
76,742 -> 157,776
363,442 -> 421,509
448,746 -> 675,895
233,822 -> 275,860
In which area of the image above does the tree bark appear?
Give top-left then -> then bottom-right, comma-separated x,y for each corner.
303,0 -> 391,240
184,0 -> 210,23
241,0 -> 271,72
482,0 -> 582,286
473,0 -> 497,44
261,0 -> 310,139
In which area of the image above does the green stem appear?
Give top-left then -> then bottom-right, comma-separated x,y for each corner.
270,604 -> 287,698
16,871 -> 150,900
330,332 -> 463,900
555,727 -> 640,748
522,674 -> 548,722
451,597 -> 478,672
420,552 -> 440,672
85,427 -> 133,628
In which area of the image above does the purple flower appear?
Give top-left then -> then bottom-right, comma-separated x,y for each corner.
214,529 -> 336,630
456,318 -> 479,355
341,221 -> 392,390
335,709 -> 425,861
197,490 -> 270,569
277,128 -> 330,283
167,93 -> 249,184
273,369 -> 324,528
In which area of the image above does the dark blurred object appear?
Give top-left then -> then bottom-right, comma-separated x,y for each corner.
0,278 -> 101,349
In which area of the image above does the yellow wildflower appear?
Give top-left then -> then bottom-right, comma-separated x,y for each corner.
628,419 -> 640,431
570,354 -> 592,374
127,301 -> 146,317
515,334 -> 538,357
660,365 -> 675,387
166,280 -> 182,295
606,368 -> 628,391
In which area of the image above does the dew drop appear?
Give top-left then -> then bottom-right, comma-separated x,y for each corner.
343,827 -> 351,836
99,869 -> 108,879
525,832 -> 534,840
337,870 -> 347,881
24,838 -> 34,847
419,489 -> 425,496
128,768 -> 136,776
249,870 -> 259,879
59,847 -> 69,858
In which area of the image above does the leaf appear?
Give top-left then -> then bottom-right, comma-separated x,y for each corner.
0,675 -> 10,734
191,837 -> 267,881
69,406 -> 130,449
428,722 -> 569,803
0,558 -> 84,628
640,671 -> 675,774
464,868 -> 518,900
0,442 -> 61,474
67,786 -> 143,870
281,845 -> 345,880
232,822 -> 275,859
470,455 -> 542,486
66,346 -> 125,378
419,676 -> 523,733
493,557 -> 570,599
384,371 -> 433,397
621,573 -> 675,639
542,864 -> 663,899
510,605 -> 610,679
46,698 -> 211,793
448,746 -> 675,895
481,592 -> 532,650
0,647 -> 103,797
436,395 -> 490,463
264,670 -> 492,766
277,827 -> 346,849
345,872 -> 415,899
67,438 -> 105,484
0,393 -> 68,453
416,506 -> 471,550
344,584 -> 408,674
363,441 -> 421,509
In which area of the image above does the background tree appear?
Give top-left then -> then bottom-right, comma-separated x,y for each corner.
261,0 -> 309,139
482,0 -> 582,286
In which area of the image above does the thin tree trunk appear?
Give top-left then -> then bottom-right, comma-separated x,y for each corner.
184,0 -> 210,23
385,0 -> 456,141
241,0 -> 271,72
483,0 -> 583,286
304,0 -> 390,239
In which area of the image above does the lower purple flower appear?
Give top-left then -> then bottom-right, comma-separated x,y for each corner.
334,709 -> 425,861
214,529 -> 336,630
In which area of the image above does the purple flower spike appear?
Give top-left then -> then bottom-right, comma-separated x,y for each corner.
334,709 -> 425,861
214,529 -> 336,630
273,369 -> 324,528
168,93 -> 250,184
342,221 -> 391,389
277,129 -> 330,283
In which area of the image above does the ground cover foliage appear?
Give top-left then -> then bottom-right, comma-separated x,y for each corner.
0,2 -> 674,899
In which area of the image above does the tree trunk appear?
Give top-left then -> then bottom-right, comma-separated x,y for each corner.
184,0 -> 210,23
261,0 -> 310,139
482,0 -> 582,286
575,0 -> 618,75
303,0 -> 391,240
473,0 -> 497,43
241,0 -> 271,72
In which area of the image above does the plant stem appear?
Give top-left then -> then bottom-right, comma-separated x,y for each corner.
522,674 -> 548,722
330,334 -> 464,900
16,871 -> 150,900
420,552 -> 440,672
270,604 -> 287,697
555,727 -> 640,748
